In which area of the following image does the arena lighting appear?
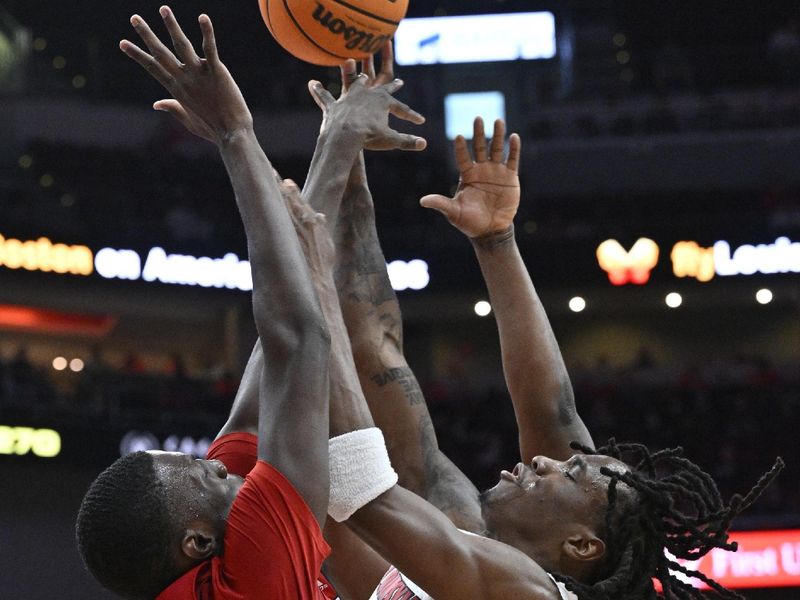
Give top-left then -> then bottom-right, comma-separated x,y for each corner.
0,304 -> 117,336
444,91 -> 506,140
672,241 -> 715,282
394,12 -> 556,65
473,300 -> 492,317
119,430 -> 211,458
673,236 -> 800,282
596,238 -> 659,285
568,296 -> 586,313
1,231 -> 430,292
386,259 -> 429,291
665,292 -> 683,308
69,358 -> 84,372
52,356 -> 67,371
99,247 -> 428,292
0,233 -> 93,275
141,247 -> 253,290
714,237 -> 800,276
756,288 -> 773,305
662,529 -> 800,590
0,425 -> 61,458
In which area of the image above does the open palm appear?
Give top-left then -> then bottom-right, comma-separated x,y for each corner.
421,118 -> 521,238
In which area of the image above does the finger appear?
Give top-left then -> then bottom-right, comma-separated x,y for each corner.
376,41 -> 394,85
130,14 -> 180,71
307,80 -> 326,111
506,133 -> 521,173
453,135 -> 472,172
308,80 -> 336,109
419,194 -> 455,218
489,119 -> 505,163
340,59 -> 358,91
389,98 -> 425,124
282,178 -> 300,193
382,78 -> 404,95
472,117 -> 487,162
350,71 -> 369,89
198,14 -> 220,66
159,6 -> 201,66
119,39 -> 174,87
152,99 -> 196,131
361,53 -> 376,81
379,131 -> 426,151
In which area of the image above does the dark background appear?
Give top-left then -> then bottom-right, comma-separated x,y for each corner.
1,1 -> 799,598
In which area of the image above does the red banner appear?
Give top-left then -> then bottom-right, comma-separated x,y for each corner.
667,529 -> 800,590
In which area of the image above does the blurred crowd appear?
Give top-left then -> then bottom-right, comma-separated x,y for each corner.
0,346 -> 797,527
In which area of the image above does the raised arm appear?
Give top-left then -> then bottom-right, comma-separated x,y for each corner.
420,117 -> 592,462
120,7 -> 330,523
296,90 -> 560,600
306,50 -> 483,529
214,55 -> 427,445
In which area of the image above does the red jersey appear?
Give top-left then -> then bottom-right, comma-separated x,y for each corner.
155,432 -> 338,600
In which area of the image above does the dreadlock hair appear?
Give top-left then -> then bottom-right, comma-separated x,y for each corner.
551,439 -> 784,600
75,451 -> 179,600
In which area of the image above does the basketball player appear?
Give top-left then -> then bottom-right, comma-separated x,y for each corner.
75,7 -> 426,599
307,53 -> 784,599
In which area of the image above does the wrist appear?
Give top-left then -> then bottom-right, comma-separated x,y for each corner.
470,225 -> 515,251
218,125 -> 257,148
322,120 -> 366,149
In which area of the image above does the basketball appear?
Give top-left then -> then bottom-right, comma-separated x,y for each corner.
259,0 -> 409,66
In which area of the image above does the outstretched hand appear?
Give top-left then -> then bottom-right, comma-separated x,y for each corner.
307,42 -> 427,152
420,118 -> 521,238
119,6 -> 252,146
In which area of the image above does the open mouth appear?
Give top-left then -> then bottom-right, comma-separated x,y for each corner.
500,462 -> 525,485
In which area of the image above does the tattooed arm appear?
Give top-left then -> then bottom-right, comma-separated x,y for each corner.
332,154 -> 481,528
306,49 -> 482,530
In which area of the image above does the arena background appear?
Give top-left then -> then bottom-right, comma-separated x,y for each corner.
0,1 -> 798,598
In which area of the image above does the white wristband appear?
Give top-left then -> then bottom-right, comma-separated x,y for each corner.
328,427 -> 398,522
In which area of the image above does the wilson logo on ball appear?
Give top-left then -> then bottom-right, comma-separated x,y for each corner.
259,0 -> 409,66
311,2 -> 392,52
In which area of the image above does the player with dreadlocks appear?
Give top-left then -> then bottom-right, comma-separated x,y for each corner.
301,69 -> 785,599
558,440 -> 783,599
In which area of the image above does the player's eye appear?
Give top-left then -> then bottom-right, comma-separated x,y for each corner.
563,469 -> 576,481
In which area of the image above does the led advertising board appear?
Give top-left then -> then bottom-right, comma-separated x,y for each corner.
395,12 -> 557,66
444,91 -> 506,140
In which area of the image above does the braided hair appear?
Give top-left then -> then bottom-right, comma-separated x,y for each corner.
551,439 -> 784,600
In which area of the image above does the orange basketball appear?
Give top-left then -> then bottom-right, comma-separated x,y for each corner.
259,0 -> 409,66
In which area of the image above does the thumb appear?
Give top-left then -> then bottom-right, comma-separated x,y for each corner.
153,99 -> 215,144
153,99 -> 195,130
420,194 -> 454,218
153,98 -> 183,114
307,80 -> 335,111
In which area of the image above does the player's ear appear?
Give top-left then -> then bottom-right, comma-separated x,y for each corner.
181,526 -> 220,560
562,530 -> 606,563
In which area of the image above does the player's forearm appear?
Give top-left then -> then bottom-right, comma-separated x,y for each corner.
316,257 -> 375,437
332,161 -> 436,494
220,129 -> 327,341
303,125 -> 364,223
471,226 -> 590,460
219,130 -> 331,513
347,485 -> 546,600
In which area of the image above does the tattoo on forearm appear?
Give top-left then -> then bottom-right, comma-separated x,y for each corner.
369,366 -> 424,406
334,176 -> 397,307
